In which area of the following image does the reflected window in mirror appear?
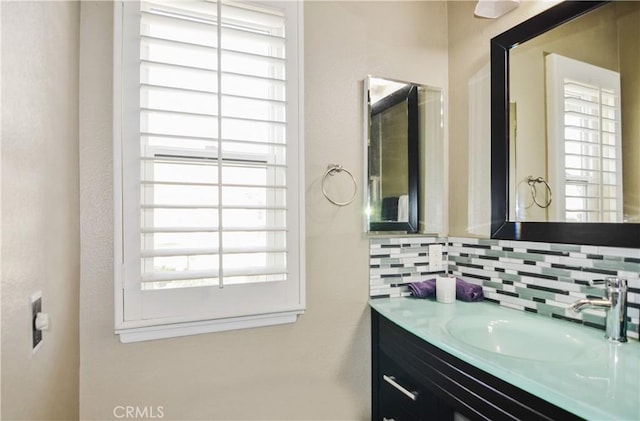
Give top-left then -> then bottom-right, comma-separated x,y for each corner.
546,54 -> 623,223
365,76 -> 445,234
491,0 -> 640,247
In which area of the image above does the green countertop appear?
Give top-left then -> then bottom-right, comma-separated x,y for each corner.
370,297 -> 640,421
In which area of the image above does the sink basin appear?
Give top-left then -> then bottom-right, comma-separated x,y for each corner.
445,314 -> 600,363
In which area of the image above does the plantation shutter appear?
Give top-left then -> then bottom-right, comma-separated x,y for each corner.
545,54 -> 623,223
116,0 -> 304,340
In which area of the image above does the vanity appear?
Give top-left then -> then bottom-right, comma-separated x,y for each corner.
370,298 -> 640,420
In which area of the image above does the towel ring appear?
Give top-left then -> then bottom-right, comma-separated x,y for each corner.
322,164 -> 357,206
527,176 -> 552,208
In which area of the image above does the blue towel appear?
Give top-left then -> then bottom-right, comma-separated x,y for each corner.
381,196 -> 399,221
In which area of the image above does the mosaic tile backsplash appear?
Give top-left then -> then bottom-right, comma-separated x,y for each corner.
369,236 -> 448,298
369,236 -> 640,340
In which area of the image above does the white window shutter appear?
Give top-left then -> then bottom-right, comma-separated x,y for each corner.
115,0 -> 304,341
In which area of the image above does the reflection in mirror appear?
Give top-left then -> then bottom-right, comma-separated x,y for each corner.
509,1 -> 639,224
491,0 -> 640,247
365,76 -> 444,234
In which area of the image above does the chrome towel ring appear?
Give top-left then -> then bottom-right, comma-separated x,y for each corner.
322,164 -> 358,206
527,176 -> 552,208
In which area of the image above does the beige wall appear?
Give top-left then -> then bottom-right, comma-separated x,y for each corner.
447,0 -> 559,236
78,1 -> 448,419
1,1 -> 80,420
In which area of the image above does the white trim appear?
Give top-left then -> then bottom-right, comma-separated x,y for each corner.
117,310 -> 303,343
114,0 -> 125,330
294,0 -> 305,310
467,63 -> 491,236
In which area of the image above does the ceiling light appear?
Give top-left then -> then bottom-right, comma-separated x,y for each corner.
474,0 -> 521,19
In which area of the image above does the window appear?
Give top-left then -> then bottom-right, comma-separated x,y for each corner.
545,53 -> 623,223
114,0 -> 304,343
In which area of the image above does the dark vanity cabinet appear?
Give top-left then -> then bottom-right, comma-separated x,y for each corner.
371,309 -> 583,421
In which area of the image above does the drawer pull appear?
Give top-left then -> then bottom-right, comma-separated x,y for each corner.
382,374 -> 418,401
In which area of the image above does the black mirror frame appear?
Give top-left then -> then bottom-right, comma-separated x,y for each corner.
490,0 -> 639,248
368,84 -> 419,233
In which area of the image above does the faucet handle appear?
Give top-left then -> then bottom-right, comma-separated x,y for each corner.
605,277 -> 627,290
589,277 -> 628,290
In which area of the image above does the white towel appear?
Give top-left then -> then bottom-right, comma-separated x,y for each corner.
398,195 -> 409,222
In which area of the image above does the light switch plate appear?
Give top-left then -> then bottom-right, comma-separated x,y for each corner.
428,244 -> 444,271
30,291 -> 43,353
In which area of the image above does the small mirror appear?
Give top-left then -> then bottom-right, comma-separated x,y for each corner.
365,76 -> 445,234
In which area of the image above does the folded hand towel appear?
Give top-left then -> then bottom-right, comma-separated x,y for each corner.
455,277 -> 484,302
408,279 -> 436,298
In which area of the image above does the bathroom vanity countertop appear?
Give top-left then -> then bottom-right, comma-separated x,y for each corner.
370,297 -> 640,421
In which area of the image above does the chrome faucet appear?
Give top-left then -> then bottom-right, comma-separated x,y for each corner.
569,277 -> 628,343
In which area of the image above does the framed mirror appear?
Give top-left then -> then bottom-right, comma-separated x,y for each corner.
491,0 -> 640,247
365,76 -> 445,234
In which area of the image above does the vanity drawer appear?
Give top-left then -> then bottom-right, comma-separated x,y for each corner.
378,350 -> 453,421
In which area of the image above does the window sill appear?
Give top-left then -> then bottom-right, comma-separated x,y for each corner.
116,310 -> 303,343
